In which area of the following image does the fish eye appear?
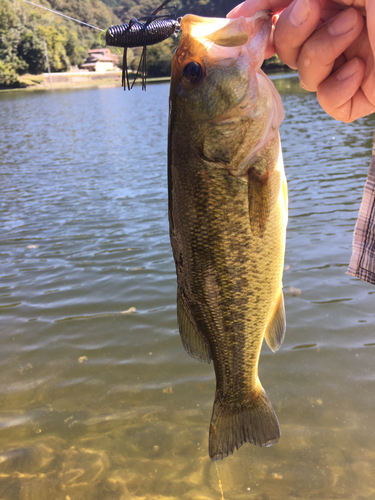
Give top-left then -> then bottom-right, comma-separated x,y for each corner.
182,62 -> 204,85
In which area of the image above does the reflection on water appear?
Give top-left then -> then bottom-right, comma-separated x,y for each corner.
1,78 -> 375,499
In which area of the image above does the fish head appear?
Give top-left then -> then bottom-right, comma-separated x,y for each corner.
170,12 -> 284,174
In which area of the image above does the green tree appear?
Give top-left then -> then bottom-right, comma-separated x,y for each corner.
37,25 -> 70,72
146,36 -> 178,77
0,0 -> 24,86
0,0 -> 17,30
115,0 -> 240,23
18,29 -> 45,74
65,30 -> 87,67
101,0 -> 120,6
0,60 -> 20,88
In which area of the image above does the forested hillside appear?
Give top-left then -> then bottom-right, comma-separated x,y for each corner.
114,0 -> 240,22
0,0 -> 282,89
0,0 -> 119,87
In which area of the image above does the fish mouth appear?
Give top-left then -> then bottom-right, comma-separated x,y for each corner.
174,12 -> 273,82
180,11 -> 272,47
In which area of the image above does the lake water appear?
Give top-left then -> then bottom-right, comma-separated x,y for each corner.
1,77 -> 375,500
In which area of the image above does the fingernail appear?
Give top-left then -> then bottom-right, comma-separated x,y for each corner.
290,0 -> 311,27
328,8 -> 357,36
300,79 -> 309,90
336,58 -> 359,81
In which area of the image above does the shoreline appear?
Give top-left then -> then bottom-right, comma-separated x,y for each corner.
0,71 -> 296,94
0,72 -> 171,93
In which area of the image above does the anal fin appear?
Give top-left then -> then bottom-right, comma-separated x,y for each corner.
265,291 -> 286,353
177,289 -> 212,363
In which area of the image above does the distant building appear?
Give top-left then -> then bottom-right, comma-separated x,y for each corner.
80,48 -> 120,72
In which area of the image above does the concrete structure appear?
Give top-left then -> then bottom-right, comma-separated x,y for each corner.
42,71 -> 121,85
80,49 -> 120,73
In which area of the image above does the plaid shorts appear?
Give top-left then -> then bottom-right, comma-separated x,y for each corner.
347,131 -> 375,284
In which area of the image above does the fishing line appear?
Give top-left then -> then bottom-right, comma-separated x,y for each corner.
214,463 -> 225,500
19,0 -> 104,31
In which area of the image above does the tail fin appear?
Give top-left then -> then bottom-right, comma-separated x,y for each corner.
209,387 -> 280,461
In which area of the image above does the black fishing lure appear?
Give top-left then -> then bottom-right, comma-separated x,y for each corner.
102,0 -> 180,90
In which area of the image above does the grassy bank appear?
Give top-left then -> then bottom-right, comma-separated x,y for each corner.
0,72 -> 173,92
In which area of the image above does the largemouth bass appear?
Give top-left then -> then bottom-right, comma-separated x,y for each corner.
168,11 -> 287,461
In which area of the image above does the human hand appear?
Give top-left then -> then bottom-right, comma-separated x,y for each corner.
228,0 -> 375,123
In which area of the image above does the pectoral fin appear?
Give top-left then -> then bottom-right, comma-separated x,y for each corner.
265,291 -> 286,353
248,168 -> 270,237
177,289 -> 212,363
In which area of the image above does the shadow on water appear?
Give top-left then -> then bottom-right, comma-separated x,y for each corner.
1,79 -> 375,499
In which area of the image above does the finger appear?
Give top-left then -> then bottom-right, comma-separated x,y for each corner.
297,8 -> 364,91
356,3 -> 375,110
264,42 -> 275,59
332,53 -> 347,72
273,0 -> 322,69
344,25 -> 375,109
327,0 -> 366,16
316,57 -> 374,122
367,0 -> 375,71
227,0 -> 292,19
